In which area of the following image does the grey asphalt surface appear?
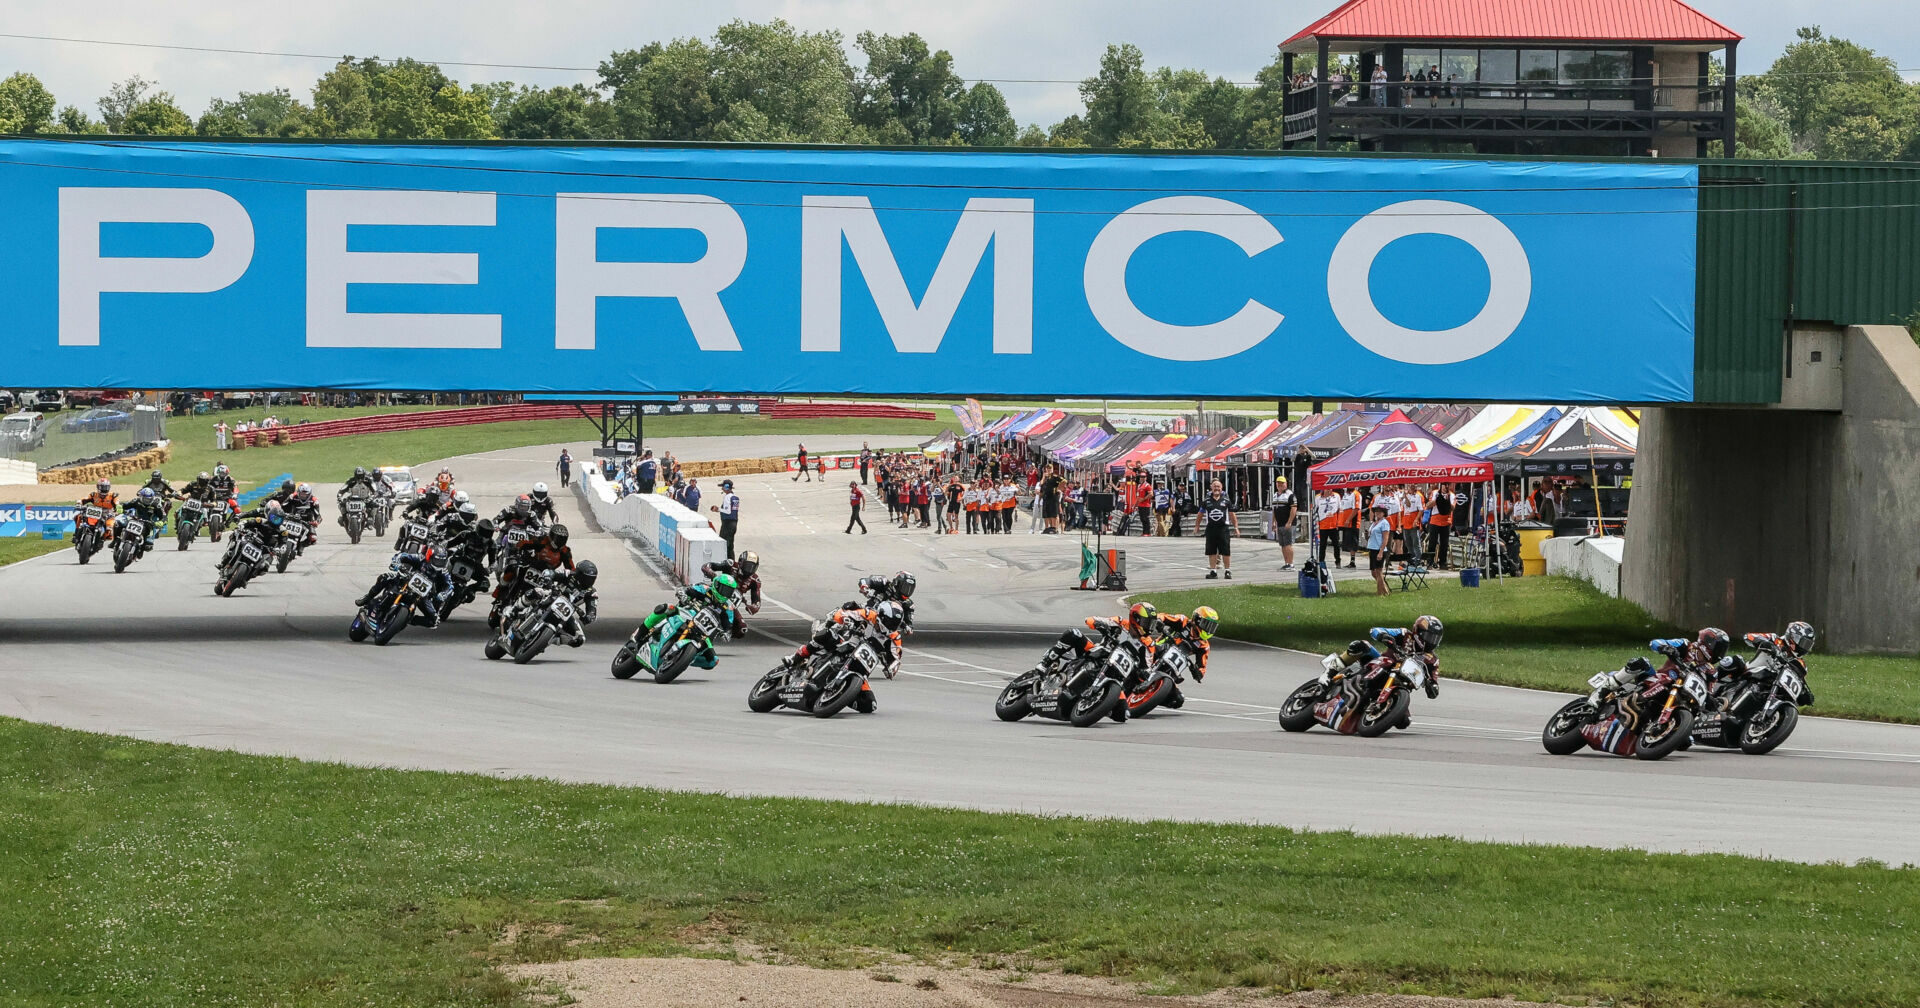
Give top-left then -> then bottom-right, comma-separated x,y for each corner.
2,435 -> 1916,866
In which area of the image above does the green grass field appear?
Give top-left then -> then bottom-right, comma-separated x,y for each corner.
1140,577 -> 1920,724
156,408 -> 1009,488
3,715 -> 1915,1008
0,538 -> 65,566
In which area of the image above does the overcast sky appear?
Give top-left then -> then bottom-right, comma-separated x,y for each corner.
1,1 -> 1912,129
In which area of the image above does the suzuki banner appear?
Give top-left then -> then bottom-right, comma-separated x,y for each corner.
0,502 -> 79,537
0,140 -> 1698,401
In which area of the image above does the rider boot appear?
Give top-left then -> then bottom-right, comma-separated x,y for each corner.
693,646 -> 718,670
1109,701 -> 1128,723
854,683 -> 876,714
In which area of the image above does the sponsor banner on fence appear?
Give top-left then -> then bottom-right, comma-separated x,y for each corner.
0,142 -> 1697,402
0,502 -> 79,537
637,399 -> 762,416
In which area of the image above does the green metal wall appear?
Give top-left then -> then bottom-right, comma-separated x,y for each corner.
1697,161 -> 1920,404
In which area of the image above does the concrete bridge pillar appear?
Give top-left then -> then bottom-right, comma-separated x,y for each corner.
1622,325 -> 1920,653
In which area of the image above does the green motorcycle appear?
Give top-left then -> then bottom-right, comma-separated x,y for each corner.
611,596 -> 730,684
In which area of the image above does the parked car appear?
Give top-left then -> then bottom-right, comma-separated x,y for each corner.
0,390 -> 16,411
0,412 -> 49,451
33,390 -> 66,412
60,408 -> 133,434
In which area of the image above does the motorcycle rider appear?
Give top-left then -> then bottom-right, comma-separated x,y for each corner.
207,464 -> 238,531
700,551 -> 763,638
229,499 -> 289,560
142,470 -> 179,509
355,546 -> 456,628
337,467 -> 382,525
639,573 -> 740,670
286,483 -> 322,546
442,512 -> 499,603
1080,602 -> 1162,722
527,482 -> 557,523
551,560 -> 600,644
777,599 -> 905,699
489,523 -> 575,627
1154,605 -> 1219,706
1366,614 -> 1445,700
403,484 -> 447,521
180,471 -> 217,502
120,487 -> 169,553
267,479 -> 299,508
855,570 -> 917,631
77,479 -> 120,540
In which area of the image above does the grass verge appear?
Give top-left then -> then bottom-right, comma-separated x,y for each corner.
2,715 -> 1914,1008
0,538 -> 65,567
1140,576 -> 1920,724
156,410 -> 1006,487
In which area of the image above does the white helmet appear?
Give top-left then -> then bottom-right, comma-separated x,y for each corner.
531,481 -> 549,500
453,490 -> 470,505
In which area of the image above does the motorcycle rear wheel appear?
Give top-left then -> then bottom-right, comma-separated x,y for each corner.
812,674 -> 863,718
1126,674 -> 1174,717
1635,709 -> 1695,761
1356,689 -> 1410,738
994,675 -> 1035,721
747,671 -> 784,712
1068,680 -> 1121,728
1541,699 -> 1595,755
348,614 -> 370,642
1277,680 -> 1321,732
1739,704 -> 1798,755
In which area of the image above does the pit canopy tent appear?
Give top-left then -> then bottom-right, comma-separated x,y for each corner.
1495,408 -> 1637,477
1309,410 -> 1496,490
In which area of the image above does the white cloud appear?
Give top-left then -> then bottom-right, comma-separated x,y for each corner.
0,0 -> 1910,129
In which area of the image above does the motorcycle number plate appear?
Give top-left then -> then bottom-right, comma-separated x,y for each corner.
856,644 -> 880,669
121,520 -> 144,536
1163,649 -> 1189,674
1587,672 -> 1613,689
1777,669 -> 1803,697
551,597 -> 576,620
1683,673 -> 1708,703
1109,650 -> 1135,676
240,543 -> 263,562
346,500 -> 365,513
284,521 -> 307,537
407,573 -> 434,595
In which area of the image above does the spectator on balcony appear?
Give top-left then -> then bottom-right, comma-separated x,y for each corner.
1371,65 -> 1388,105
1426,66 -> 1442,107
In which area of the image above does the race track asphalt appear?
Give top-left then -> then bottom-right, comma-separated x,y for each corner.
3,434 -> 1916,866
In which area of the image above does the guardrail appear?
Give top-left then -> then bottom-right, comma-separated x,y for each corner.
759,403 -> 936,420
254,404 -> 590,445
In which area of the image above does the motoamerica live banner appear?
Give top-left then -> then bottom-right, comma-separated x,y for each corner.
0,140 -> 1698,401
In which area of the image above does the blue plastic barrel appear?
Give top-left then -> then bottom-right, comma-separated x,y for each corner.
1459,567 -> 1482,588
1298,570 -> 1323,598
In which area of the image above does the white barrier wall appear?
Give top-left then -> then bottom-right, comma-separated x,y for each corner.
1544,535 -> 1625,597
579,467 -> 725,585
0,458 -> 37,486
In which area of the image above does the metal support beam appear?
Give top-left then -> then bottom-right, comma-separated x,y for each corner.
1315,39 -> 1330,151
1722,42 -> 1738,159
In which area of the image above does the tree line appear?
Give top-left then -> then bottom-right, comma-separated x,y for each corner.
0,20 -> 1912,160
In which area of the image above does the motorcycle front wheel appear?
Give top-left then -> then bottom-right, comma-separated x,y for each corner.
1541,699 -> 1595,755
610,638 -> 642,680
512,625 -> 555,664
653,640 -> 696,684
1126,673 -> 1175,717
811,673 -> 863,718
747,670 -> 784,712
1277,680 -> 1322,732
1068,679 -> 1121,728
1635,708 -> 1696,761
373,601 -> 409,645
177,524 -> 193,550
1739,704 -> 1798,755
994,673 -> 1037,722
1356,688 -> 1410,738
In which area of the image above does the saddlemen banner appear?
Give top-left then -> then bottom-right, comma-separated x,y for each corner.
0,140 -> 1698,400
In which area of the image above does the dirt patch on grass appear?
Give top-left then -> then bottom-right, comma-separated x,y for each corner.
510,957 -> 1583,1007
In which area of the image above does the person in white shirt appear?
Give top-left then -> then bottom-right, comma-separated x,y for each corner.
708,479 -> 741,558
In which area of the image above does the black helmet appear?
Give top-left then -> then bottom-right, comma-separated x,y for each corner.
513,496 -> 531,519
876,601 -> 906,633
1783,621 -> 1816,656
736,550 -> 760,579
548,524 -> 569,548
476,518 -> 495,535
573,560 -> 598,589
1695,627 -> 1730,663
890,570 -> 916,599
354,466 -> 367,478
1412,615 -> 1444,652
150,470 -> 163,481
281,480 -> 295,494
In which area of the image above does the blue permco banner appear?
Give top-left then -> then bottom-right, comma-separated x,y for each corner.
0,140 -> 1698,401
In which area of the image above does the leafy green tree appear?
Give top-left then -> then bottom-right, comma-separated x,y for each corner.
1240,55 -> 1293,149
955,83 -> 1017,146
1080,44 -> 1155,146
1745,27 -> 1919,159
708,19 -> 856,143
309,58 -> 495,139
495,84 -> 607,139
598,39 -> 720,140
1014,123 -> 1049,147
55,105 -> 104,134
196,88 -> 311,137
0,72 -> 57,133
850,31 -> 967,144
97,75 -> 155,133
98,76 -> 193,135
310,60 -> 376,137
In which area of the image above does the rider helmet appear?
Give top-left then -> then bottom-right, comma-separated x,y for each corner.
513,496 -> 532,520
264,500 -> 284,525
456,501 -> 478,520
297,482 -> 313,496
735,550 -> 760,579
475,518 -> 494,536
1783,621 -> 1816,657
353,466 -> 367,479
889,570 -> 916,599
1191,605 -> 1219,640
548,524 -> 569,549
1126,602 -> 1159,639
531,482 -> 549,501
95,479 -> 111,495
1412,615 -> 1445,652
710,572 -> 739,600
280,480 -> 295,494
876,600 -> 906,633
573,559 -> 598,590
150,470 -> 163,482
453,490 -> 470,505
137,487 -> 156,501
214,464 -> 229,478
198,471 -> 210,481
1695,627 -> 1731,663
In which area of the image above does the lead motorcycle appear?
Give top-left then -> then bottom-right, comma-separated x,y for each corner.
348,553 -> 442,645
72,504 -> 112,564
746,620 -> 880,718
1541,640 -> 1707,761
1691,629 -> 1815,755
340,491 -> 370,545
610,589 -> 730,683
1278,639 -> 1435,737
485,569 -> 590,664
214,525 -> 273,596
994,624 -> 1131,727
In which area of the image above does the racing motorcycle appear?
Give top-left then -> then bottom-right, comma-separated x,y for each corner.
1541,640 -> 1707,761
271,516 -> 311,573
1278,641 -> 1434,737
435,544 -> 491,622
340,492 -> 370,545
348,554 -> 442,645
174,497 -> 210,550
485,570 -> 588,664
746,620 -> 880,718
394,516 -> 432,555
1125,635 -> 1204,718
71,505 -> 112,564
993,625 -> 1130,727
111,515 -> 151,573
493,521 -> 541,576
214,526 -> 273,596
1690,632 -> 1814,755
611,590 -> 729,683
370,488 -> 393,537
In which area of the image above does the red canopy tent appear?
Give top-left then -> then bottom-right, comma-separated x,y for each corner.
1309,410 -> 1494,489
